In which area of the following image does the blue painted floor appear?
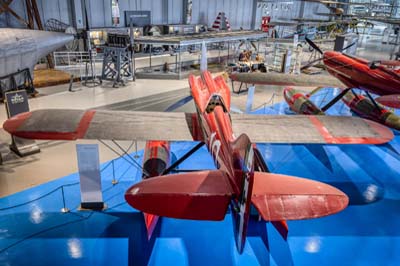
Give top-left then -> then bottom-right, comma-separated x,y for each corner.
1,89 -> 400,266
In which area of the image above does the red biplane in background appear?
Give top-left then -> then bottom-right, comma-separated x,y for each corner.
2,71 -> 393,253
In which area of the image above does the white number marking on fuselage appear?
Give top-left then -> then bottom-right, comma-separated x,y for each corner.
209,132 -> 221,168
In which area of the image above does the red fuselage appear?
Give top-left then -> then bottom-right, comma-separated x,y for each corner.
189,72 -> 249,196
198,106 -> 243,194
323,51 -> 400,95
189,72 -> 255,252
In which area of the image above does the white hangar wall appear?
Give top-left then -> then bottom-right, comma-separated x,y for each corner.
0,0 -> 330,30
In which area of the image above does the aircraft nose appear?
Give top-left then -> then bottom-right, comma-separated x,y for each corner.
283,87 -> 294,101
36,31 -> 74,56
323,51 -> 336,60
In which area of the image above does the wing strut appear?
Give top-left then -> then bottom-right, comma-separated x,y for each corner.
365,91 -> 382,112
98,139 -> 151,177
162,142 -> 205,175
321,88 -> 351,112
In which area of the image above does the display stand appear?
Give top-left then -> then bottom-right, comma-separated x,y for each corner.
76,144 -> 105,210
5,90 -> 40,157
0,68 -> 36,100
245,86 -> 255,113
101,46 -> 132,87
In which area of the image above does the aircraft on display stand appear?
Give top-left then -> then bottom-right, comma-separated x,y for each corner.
0,28 -> 74,78
0,28 -> 74,99
2,71 -> 394,253
267,20 -> 338,40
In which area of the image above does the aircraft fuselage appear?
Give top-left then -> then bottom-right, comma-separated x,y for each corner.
323,51 -> 400,95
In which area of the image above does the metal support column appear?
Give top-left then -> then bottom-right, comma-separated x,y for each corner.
250,0 -> 258,30
227,41 -> 230,65
162,0 -> 169,24
149,45 -> 152,70
178,49 -> 182,78
218,42 -> 221,64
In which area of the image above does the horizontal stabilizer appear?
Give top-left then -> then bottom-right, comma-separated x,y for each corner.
231,114 -> 393,144
376,94 -> 400,109
125,170 -> 234,221
251,172 -> 348,221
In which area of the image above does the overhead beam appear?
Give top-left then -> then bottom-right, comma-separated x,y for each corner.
0,0 -> 28,26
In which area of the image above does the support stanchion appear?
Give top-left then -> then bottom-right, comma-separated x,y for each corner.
111,160 -> 118,185
134,139 -> 139,158
60,186 -> 70,213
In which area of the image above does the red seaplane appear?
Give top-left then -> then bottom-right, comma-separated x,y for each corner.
280,38 -> 400,130
2,71 -> 394,253
305,37 -> 400,109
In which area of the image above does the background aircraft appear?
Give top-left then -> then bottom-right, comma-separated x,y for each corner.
305,37 -> 400,109
2,71 -> 393,253
229,72 -> 344,88
283,87 -> 400,131
0,28 -> 74,78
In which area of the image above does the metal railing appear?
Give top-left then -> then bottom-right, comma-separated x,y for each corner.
53,51 -> 103,79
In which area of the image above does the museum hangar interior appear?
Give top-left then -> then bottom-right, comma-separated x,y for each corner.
1,0 -> 400,265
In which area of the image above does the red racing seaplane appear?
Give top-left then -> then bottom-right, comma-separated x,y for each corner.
2,71 -> 394,253
280,38 -> 400,130
304,37 -> 400,109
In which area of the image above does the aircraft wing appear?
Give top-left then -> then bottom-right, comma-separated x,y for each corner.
231,114 -> 393,144
3,110 -> 393,145
229,72 -> 345,88
2,109 -> 199,141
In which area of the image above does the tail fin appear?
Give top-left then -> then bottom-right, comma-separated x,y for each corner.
230,134 -> 255,253
125,170 -> 233,221
251,172 -> 349,221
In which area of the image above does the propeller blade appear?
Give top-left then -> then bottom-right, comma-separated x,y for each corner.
305,37 -> 323,55
164,95 -> 193,112
301,57 -> 323,71
341,41 -> 356,52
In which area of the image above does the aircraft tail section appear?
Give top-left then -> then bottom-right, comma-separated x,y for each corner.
230,134 -> 255,253
251,172 -> 348,221
125,170 -> 234,221
189,71 -> 231,113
